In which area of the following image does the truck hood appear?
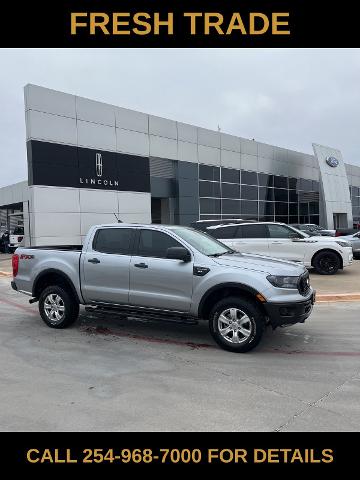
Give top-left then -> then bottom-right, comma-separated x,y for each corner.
212,252 -> 306,275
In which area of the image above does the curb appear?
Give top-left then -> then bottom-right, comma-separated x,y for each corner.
316,293 -> 360,302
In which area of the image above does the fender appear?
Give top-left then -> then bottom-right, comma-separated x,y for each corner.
32,268 -> 81,303
198,282 -> 263,318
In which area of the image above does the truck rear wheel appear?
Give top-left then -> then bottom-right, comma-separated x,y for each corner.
312,251 -> 341,275
209,296 -> 265,353
39,285 -> 79,329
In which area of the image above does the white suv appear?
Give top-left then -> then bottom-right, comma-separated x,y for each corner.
207,222 -> 353,275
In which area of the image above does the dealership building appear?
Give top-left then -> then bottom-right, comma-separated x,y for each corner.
0,84 -> 360,246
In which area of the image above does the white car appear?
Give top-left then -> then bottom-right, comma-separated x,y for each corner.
337,231 -> 360,258
207,222 -> 353,275
8,226 -> 25,253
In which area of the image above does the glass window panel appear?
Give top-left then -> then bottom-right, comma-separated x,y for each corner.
289,203 -> 299,216
199,181 -> 220,198
289,190 -> 298,202
200,198 -> 221,214
94,228 -> 133,255
273,175 -> 288,189
221,167 -> 240,184
309,202 -> 319,214
259,201 -> 274,216
240,200 -> 258,216
259,186 -> 274,201
259,215 -> 275,222
288,177 -> 298,189
241,185 -> 258,200
299,202 -> 309,215
138,230 -> 182,259
221,199 -> 241,215
199,164 -> 220,181
275,202 -> 288,216
267,224 -> 295,238
274,189 -> 288,202
236,224 -> 268,239
258,173 -> 273,187
221,183 -> 240,199
210,225 -> 238,239
241,170 -> 258,185
275,216 -> 289,224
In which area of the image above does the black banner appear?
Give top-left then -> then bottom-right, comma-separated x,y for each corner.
1,432 -> 358,473
1,0 -> 360,48
27,140 -> 151,192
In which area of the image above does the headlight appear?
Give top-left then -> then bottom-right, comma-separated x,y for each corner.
335,241 -> 351,247
266,275 -> 299,289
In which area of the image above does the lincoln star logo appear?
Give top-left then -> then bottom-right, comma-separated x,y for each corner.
79,152 -> 119,187
95,153 -> 103,177
326,156 -> 339,168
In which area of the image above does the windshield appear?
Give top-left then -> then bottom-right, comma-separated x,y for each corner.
171,227 -> 234,256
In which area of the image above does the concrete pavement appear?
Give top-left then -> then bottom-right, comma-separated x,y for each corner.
0,275 -> 359,432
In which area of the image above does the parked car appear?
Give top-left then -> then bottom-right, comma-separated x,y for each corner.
335,228 -> 357,237
206,221 -> 353,275
336,231 -> 360,259
290,224 -> 335,237
11,223 -> 315,353
8,226 -> 24,253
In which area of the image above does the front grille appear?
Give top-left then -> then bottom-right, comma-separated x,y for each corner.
298,272 -> 310,296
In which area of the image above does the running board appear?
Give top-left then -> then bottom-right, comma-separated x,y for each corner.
85,305 -> 198,325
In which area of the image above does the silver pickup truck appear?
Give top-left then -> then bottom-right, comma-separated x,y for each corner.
11,223 -> 315,353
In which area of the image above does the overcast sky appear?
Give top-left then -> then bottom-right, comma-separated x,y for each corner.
0,48 -> 359,187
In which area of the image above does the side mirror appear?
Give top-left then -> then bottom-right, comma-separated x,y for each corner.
166,246 -> 191,262
289,233 -> 302,239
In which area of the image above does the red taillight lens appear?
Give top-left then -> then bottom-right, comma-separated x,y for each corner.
18,236 -> 23,242
12,254 -> 19,277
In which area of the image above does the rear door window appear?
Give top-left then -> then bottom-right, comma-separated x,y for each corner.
93,228 -> 134,255
209,225 -> 238,239
236,224 -> 268,238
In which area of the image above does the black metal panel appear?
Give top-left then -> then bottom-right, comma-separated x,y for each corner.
27,140 -> 150,192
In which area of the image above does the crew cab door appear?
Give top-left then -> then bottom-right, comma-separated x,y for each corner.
129,228 -> 194,312
81,227 -> 135,304
266,224 -> 305,262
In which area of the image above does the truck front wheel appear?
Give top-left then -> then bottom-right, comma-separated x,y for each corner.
39,285 -> 79,328
209,296 -> 265,353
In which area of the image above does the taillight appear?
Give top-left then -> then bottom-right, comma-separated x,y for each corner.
12,254 -> 19,277
18,236 -> 23,242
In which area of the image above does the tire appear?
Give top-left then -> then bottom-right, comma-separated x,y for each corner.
312,250 -> 341,275
39,285 -> 79,329
209,296 -> 265,353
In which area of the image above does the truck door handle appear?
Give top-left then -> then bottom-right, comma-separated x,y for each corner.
88,258 -> 100,264
134,262 -> 148,269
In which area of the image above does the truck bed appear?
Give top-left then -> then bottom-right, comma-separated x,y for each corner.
20,245 -> 83,251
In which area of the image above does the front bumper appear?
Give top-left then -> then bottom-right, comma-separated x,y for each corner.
263,292 -> 316,329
